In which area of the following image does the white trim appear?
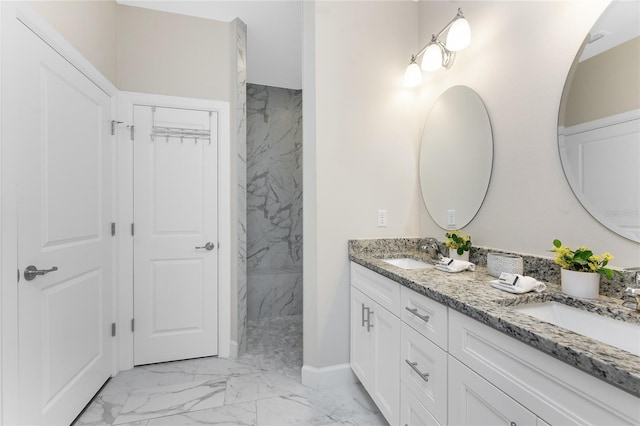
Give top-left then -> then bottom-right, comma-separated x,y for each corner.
116,92 -> 232,370
559,109 -> 640,137
301,364 -> 358,390
229,340 -> 239,359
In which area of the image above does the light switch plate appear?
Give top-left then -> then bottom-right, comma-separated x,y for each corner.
377,210 -> 388,227
447,209 -> 456,226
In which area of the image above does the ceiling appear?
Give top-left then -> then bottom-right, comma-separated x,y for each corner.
118,1 -> 303,89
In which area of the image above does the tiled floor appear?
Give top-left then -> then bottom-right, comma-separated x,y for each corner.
74,316 -> 386,426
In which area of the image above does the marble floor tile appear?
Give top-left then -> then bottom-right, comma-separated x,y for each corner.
114,377 -> 227,424
224,370 -> 307,406
75,393 -> 129,426
75,316 -> 384,426
144,402 -> 256,426
100,359 -> 201,397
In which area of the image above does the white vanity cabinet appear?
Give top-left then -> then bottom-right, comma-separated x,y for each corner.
350,263 -> 401,425
449,309 -> 640,425
351,263 -> 448,426
350,262 -> 640,426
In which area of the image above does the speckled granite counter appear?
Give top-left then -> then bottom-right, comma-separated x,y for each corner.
348,238 -> 640,398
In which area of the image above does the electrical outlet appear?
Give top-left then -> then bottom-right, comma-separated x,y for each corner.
447,209 -> 456,226
377,210 -> 388,227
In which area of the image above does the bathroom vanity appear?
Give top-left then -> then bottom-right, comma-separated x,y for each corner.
349,239 -> 640,426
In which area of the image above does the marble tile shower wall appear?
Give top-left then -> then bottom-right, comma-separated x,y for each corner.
246,84 -> 303,321
234,20 -> 248,355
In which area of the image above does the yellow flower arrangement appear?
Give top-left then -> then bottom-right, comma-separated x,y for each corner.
445,230 -> 472,255
551,239 -> 619,279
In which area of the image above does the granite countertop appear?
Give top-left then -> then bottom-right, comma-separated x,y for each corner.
348,241 -> 640,398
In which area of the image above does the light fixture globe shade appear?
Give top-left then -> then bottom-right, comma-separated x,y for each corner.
404,62 -> 422,87
421,43 -> 443,72
446,17 -> 470,51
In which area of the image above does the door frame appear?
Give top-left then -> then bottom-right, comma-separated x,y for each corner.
0,3 -> 119,423
116,92 -> 231,370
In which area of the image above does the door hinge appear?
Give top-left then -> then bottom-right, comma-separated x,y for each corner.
110,120 -> 123,136
17,268 -> 20,283
131,318 -> 135,332
131,223 -> 134,236
111,222 -> 116,236
111,322 -> 116,337
129,125 -> 135,141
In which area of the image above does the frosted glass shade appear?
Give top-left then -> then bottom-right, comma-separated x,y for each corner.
403,62 -> 422,87
421,43 -> 443,72
446,17 -> 471,51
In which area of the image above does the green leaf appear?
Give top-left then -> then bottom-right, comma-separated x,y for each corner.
573,258 -> 588,266
600,269 -> 613,280
574,251 -> 591,261
553,239 -> 562,248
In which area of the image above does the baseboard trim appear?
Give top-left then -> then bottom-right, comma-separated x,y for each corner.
301,363 -> 357,389
229,340 -> 239,359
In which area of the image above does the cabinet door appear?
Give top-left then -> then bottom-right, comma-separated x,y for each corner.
370,296 -> 401,425
351,286 -> 375,387
449,356 -> 537,426
401,384 -> 441,426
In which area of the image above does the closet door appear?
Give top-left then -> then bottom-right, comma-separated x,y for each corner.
133,105 -> 218,365
15,21 -> 113,425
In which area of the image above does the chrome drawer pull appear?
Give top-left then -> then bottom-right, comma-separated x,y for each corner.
361,303 -> 366,327
405,359 -> 430,382
405,306 -> 430,323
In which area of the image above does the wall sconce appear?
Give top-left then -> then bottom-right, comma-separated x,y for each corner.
404,8 -> 471,87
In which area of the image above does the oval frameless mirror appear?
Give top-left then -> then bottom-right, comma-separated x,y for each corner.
419,85 -> 493,230
558,1 -> 640,243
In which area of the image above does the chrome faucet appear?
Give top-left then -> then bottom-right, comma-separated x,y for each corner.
621,269 -> 640,311
421,238 -> 444,260
622,287 -> 640,311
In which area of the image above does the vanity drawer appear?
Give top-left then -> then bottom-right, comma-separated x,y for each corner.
401,322 -> 447,425
401,285 -> 448,350
401,383 -> 441,426
351,262 -> 400,316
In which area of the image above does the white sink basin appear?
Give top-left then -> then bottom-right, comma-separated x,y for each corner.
382,258 -> 432,270
513,302 -> 640,356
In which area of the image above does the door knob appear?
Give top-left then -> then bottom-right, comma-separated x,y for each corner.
24,265 -> 58,281
195,242 -> 215,251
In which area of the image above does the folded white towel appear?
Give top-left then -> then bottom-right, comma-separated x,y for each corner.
490,272 -> 546,294
435,257 -> 476,273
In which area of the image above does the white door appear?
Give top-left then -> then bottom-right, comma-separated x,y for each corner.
133,105 -> 218,365
15,22 -> 113,425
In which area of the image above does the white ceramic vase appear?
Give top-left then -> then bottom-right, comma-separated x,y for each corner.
560,268 -> 600,299
449,248 -> 470,262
